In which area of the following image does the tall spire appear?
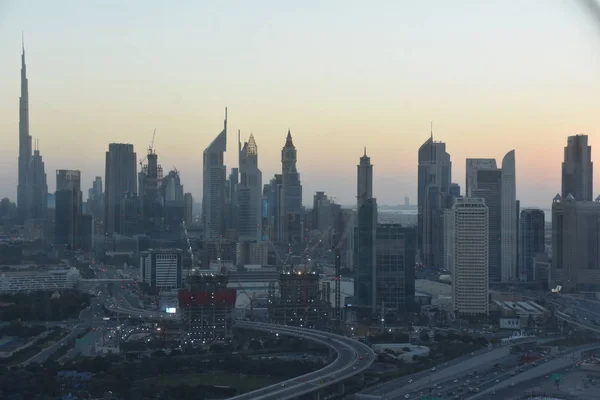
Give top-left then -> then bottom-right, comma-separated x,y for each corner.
430,121 -> 433,140
285,129 -> 294,147
364,146 -> 367,156
17,35 -> 32,220
224,107 -> 228,130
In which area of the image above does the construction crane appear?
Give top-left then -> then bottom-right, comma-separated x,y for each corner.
139,128 -> 157,170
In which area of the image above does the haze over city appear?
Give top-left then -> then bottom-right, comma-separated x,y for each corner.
2,0 -> 600,206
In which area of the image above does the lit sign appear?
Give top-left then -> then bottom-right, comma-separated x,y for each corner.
166,307 -> 177,314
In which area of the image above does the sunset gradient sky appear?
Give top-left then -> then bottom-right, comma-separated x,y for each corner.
1,0 -> 600,207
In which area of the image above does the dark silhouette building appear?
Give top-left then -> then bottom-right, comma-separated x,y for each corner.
562,134 -> 593,201
55,170 -> 82,250
104,143 -> 137,236
519,209 -> 545,282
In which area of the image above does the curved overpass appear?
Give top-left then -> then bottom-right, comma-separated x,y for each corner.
230,321 -> 375,400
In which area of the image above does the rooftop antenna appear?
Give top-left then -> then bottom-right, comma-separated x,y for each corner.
430,121 -> 433,140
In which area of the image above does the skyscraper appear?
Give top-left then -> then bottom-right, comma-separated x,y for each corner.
281,130 -> 303,243
357,148 -> 373,208
238,133 -> 262,241
519,208 -> 545,282
417,134 -> 451,267
551,194 -> 600,292
55,170 -> 82,249
466,152 -> 517,282
104,143 -> 137,236
17,40 -> 32,221
353,197 -> 377,313
203,110 -> 227,240
562,134 -> 593,201
140,148 -> 163,235
27,147 -> 47,220
500,150 -> 517,282
451,197 -> 489,317
375,224 -> 416,321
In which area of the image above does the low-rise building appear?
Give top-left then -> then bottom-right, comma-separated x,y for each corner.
0,266 -> 80,292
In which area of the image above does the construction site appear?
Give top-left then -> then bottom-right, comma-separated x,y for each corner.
178,273 -> 237,344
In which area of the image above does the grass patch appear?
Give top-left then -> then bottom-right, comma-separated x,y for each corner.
145,372 -> 283,393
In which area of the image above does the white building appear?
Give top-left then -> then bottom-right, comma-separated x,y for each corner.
0,267 -> 80,292
451,197 -> 489,316
140,248 -> 183,291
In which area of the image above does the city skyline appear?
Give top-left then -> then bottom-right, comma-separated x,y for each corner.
2,1 -> 600,206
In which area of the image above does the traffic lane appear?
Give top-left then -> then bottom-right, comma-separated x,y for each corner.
379,347 -> 511,398
229,345 -> 353,400
229,336 -> 352,399
468,346 -> 596,399
362,345 -> 506,395
401,356 -> 523,399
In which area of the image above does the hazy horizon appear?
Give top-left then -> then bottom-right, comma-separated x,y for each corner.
2,0 -> 600,207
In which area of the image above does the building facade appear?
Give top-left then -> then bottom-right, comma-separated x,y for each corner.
551,194 -> 600,292
519,208 -> 545,282
238,133 -> 262,241
104,143 -> 137,236
417,135 -> 451,267
140,248 -> 183,291
375,224 -> 416,321
451,197 -> 489,317
55,170 -> 82,250
281,130 -> 303,244
203,111 -> 227,240
562,134 -> 593,201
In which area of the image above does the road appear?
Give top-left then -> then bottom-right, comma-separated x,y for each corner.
230,321 -> 375,400
20,299 -> 99,366
469,343 -> 600,399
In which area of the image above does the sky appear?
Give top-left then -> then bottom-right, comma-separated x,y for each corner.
1,0 -> 600,207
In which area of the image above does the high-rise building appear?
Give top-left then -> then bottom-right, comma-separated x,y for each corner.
17,41 -> 32,221
281,130 -> 303,243
519,209 -> 545,282
140,248 -> 183,291
238,133 -> 262,241
466,151 -> 517,282
140,148 -> 163,235
551,194 -> 600,292
353,198 -> 377,313
87,176 -> 103,218
375,224 -> 416,321
357,148 -> 373,208
161,169 -> 184,232
417,134 -> 451,267
27,147 -> 47,221
203,110 -> 227,240
500,150 -> 517,282
183,192 -> 193,227
451,197 -> 489,317
562,134 -> 593,201
104,143 -> 137,236
55,170 -> 82,250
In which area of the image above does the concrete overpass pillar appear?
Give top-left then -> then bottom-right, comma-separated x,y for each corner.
312,390 -> 323,400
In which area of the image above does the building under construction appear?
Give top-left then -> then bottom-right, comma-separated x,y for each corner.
269,271 -> 330,328
178,273 -> 236,345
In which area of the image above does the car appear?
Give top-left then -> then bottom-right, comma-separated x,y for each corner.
404,395 -> 410,399
280,383 -> 286,387
445,362 -> 449,366
453,379 -> 458,383
470,352 -> 475,356
431,367 -> 436,372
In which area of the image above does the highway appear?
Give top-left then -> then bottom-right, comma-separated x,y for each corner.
469,344 -> 600,399
20,298 -> 99,365
230,321 -> 375,400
